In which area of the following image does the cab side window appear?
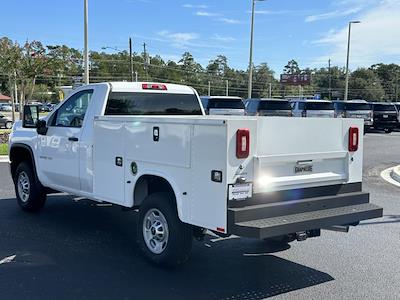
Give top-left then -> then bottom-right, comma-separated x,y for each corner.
52,90 -> 93,128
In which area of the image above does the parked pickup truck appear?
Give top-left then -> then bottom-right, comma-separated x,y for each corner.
9,82 -> 382,267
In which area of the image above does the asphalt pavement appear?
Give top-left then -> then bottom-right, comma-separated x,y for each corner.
0,132 -> 399,300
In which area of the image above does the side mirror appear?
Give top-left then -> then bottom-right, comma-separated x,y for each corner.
23,105 -> 39,128
37,120 -> 48,135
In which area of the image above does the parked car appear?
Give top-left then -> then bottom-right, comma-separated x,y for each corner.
394,103 -> 400,128
245,98 -> 292,116
8,82 -> 382,267
0,113 -> 13,129
0,103 -> 12,112
39,104 -> 51,112
200,96 -> 245,115
290,99 -> 335,118
333,100 -> 373,131
371,102 -> 398,133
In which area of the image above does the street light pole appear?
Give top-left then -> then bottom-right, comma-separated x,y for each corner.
247,0 -> 256,99
129,37 -> 134,82
248,0 -> 266,99
83,0 -> 89,84
344,21 -> 360,101
328,59 -> 331,101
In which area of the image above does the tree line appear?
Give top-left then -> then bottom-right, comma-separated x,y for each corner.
0,37 -> 399,103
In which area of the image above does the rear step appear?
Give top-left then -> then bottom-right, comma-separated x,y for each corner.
230,203 -> 382,239
228,191 -> 370,224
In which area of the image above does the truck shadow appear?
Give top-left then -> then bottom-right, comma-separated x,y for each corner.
0,195 -> 334,300
359,214 -> 400,226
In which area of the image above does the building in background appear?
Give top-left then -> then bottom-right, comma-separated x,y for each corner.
0,94 -> 11,104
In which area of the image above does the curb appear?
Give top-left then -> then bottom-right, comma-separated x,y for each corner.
0,155 -> 9,163
390,165 -> 400,183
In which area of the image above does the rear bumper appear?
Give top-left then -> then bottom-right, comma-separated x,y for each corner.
227,183 -> 382,239
373,120 -> 398,128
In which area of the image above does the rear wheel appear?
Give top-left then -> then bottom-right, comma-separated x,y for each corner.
137,193 -> 192,267
5,122 -> 12,129
14,162 -> 46,212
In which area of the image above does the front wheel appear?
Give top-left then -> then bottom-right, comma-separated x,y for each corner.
14,162 -> 46,212
137,193 -> 192,268
5,122 -> 12,129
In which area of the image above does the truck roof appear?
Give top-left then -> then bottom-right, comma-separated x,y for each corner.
109,82 -> 196,94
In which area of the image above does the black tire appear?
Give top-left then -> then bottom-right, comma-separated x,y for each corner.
5,122 -> 12,129
14,161 -> 46,212
384,128 -> 392,134
137,192 -> 192,268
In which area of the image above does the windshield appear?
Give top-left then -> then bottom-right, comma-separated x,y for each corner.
305,102 -> 334,110
259,100 -> 291,110
208,99 -> 244,109
105,92 -> 202,115
373,104 -> 397,112
345,103 -> 371,111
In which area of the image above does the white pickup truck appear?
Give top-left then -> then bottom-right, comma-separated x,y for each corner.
9,82 -> 382,267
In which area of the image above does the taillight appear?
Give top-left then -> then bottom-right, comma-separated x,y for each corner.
348,127 -> 359,152
142,83 -> 167,90
236,129 -> 250,159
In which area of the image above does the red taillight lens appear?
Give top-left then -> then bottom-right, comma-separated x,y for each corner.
142,83 -> 167,90
236,129 -> 250,159
348,127 -> 359,152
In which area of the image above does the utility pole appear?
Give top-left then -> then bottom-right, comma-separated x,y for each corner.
328,59 -> 332,101
248,0 -> 266,99
226,80 -> 229,96
83,0 -> 89,84
248,0 -> 256,99
129,37 -> 134,82
208,81 -> 211,96
135,71 -> 138,82
143,43 -> 148,80
344,21 -> 361,101
269,83 -> 272,98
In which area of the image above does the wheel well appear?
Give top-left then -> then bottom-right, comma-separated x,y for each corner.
9,145 -> 35,181
133,175 -> 176,208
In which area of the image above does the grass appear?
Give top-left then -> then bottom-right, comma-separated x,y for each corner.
0,143 -> 8,156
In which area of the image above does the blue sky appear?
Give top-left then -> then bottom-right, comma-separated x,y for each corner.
1,0 -> 399,74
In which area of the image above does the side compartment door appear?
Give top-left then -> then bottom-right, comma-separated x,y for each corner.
37,89 -> 93,191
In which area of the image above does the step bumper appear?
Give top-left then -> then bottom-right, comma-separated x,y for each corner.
229,198 -> 382,240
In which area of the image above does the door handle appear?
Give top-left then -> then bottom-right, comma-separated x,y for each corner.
68,137 -> 79,142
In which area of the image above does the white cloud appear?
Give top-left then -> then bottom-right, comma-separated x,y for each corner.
182,4 -> 208,9
157,30 -> 199,46
212,34 -> 236,42
305,6 -> 363,22
312,0 -> 400,67
195,11 -> 220,17
219,18 -> 242,24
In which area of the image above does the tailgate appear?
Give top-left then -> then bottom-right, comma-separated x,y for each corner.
253,117 -> 363,193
